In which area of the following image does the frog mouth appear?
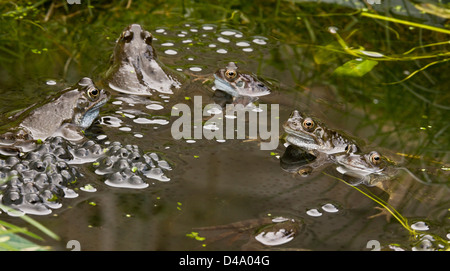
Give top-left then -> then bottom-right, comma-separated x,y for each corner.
213,74 -> 270,97
283,124 -> 316,142
334,154 -> 384,175
214,74 -> 238,96
80,95 -> 109,129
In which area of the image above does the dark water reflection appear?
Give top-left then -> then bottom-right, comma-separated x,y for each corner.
0,0 -> 449,250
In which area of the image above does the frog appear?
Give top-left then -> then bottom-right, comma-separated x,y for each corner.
213,62 -> 271,106
280,143 -> 404,220
194,216 -> 303,250
332,149 -> 409,220
283,110 -> 359,156
281,110 -> 407,220
333,150 -> 398,187
0,77 -> 109,154
280,144 -> 332,178
105,23 -> 181,96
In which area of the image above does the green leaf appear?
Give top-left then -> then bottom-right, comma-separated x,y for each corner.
333,59 -> 378,77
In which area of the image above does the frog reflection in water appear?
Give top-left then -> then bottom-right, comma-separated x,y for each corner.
195,216 -> 303,250
105,24 -> 181,96
213,62 -> 271,106
281,145 -> 396,187
282,110 -> 397,183
0,77 -> 109,154
282,110 -> 403,219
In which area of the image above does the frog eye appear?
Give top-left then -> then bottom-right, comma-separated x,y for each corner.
225,70 -> 237,80
87,88 -> 100,100
122,30 -> 133,43
369,151 -> 381,165
142,31 -> 153,45
302,118 -> 315,132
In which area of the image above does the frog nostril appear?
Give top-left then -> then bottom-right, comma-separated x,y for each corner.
123,30 -> 133,42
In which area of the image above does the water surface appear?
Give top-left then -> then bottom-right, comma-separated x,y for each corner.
0,0 -> 449,251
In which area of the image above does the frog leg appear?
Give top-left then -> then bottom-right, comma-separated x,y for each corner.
0,145 -> 20,156
367,207 -> 392,222
54,123 -> 86,143
232,96 -> 257,106
336,167 -> 368,186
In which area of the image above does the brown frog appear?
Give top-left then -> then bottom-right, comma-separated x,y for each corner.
194,216 -> 303,250
283,110 -> 359,156
105,24 -> 181,95
0,77 -> 109,154
281,110 -> 408,220
213,62 -> 271,106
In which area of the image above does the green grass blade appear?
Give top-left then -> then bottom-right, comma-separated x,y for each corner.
361,12 -> 450,34
0,204 -> 60,241
322,172 -> 416,235
0,220 -> 43,241
384,58 -> 450,85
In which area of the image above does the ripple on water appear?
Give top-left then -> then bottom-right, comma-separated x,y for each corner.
321,203 -> 339,213
145,103 -> 164,110
236,41 -> 250,47
255,229 -> 295,246
411,221 -> 429,231
164,49 -> 178,55
97,134 -> 107,140
217,37 -> 230,43
252,36 -> 268,45
100,116 -> 122,128
189,67 -> 202,72
220,30 -> 237,36
203,123 -> 220,131
46,80 -> 57,85
80,184 -> 97,193
133,118 -> 169,125
119,126 -> 132,132
205,106 -> 222,115
254,217 -> 298,246
306,208 -> 322,217
202,24 -> 215,31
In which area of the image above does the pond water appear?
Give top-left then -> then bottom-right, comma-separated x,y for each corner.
0,0 -> 449,251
